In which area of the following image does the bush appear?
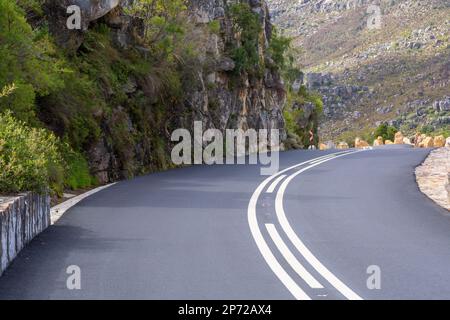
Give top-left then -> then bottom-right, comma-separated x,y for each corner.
269,28 -> 292,72
283,85 -> 323,148
374,123 -> 398,142
229,3 -> 262,75
208,20 -> 221,34
0,111 -> 63,194
0,0 -> 63,124
60,142 -> 96,190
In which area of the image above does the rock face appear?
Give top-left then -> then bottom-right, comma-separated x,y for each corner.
302,72 -> 370,122
45,0 -> 122,50
0,193 -> 50,276
44,0 -> 289,183
184,0 -> 287,139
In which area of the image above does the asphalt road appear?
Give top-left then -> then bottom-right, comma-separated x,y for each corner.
0,147 -> 448,300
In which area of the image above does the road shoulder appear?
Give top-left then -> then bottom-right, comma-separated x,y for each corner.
416,147 -> 450,212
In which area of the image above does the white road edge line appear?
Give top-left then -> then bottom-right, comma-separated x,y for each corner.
247,151 -> 354,300
275,150 -> 364,300
266,175 -> 287,193
266,224 -> 323,289
50,183 -> 117,225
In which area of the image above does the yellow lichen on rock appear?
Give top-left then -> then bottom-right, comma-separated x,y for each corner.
355,138 -> 369,149
373,136 -> 384,146
414,133 -> 427,148
337,142 -> 350,149
419,136 -> 434,148
394,132 -> 405,144
434,135 -> 446,148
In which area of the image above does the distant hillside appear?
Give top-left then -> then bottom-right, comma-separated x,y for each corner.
268,0 -> 450,142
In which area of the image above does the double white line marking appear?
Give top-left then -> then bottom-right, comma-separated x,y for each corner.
247,150 -> 364,300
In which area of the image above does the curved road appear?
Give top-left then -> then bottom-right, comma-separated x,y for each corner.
0,147 -> 449,299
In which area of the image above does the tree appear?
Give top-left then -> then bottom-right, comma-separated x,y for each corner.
124,0 -> 187,61
229,3 -> 262,75
0,0 -> 63,123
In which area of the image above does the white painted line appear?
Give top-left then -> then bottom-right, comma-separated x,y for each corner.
275,151 -> 363,300
248,179 -> 311,300
310,154 -> 336,165
266,175 -> 287,193
247,151 -> 355,300
266,224 -> 323,289
51,183 -> 116,224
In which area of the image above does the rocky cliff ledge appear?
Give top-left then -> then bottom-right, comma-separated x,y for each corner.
41,0 -> 287,183
185,0 -> 286,137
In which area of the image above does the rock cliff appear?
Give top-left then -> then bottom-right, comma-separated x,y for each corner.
39,0 -> 289,183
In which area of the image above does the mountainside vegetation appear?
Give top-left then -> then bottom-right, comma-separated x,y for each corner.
0,0 -> 322,195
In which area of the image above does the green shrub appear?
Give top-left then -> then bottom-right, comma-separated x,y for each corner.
57,140 -> 96,190
0,111 -> 63,194
208,20 -> 221,34
0,0 -> 64,124
269,28 -> 292,72
283,85 -> 323,148
374,123 -> 398,142
229,3 -> 263,75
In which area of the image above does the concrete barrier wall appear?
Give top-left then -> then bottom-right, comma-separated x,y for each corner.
0,193 -> 50,276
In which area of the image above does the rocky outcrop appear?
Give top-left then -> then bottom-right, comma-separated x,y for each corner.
390,97 -> 450,134
403,137 -> 412,145
419,136 -> 435,148
355,138 -> 369,149
319,143 -> 328,150
45,0 -> 122,50
184,0 -> 287,138
304,73 -> 370,121
0,193 -> 50,276
394,132 -> 405,145
434,135 -> 446,148
337,141 -> 349,149
42,0 -> 289,183
373,136 -> 384,146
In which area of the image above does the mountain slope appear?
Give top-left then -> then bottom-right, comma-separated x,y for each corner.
268,0 -> 450,142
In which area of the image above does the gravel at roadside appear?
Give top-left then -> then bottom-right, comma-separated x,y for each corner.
416,148 -> 450,211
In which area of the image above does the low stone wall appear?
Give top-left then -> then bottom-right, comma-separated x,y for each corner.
416,148 -> 450,211
0,193 -> 50,276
